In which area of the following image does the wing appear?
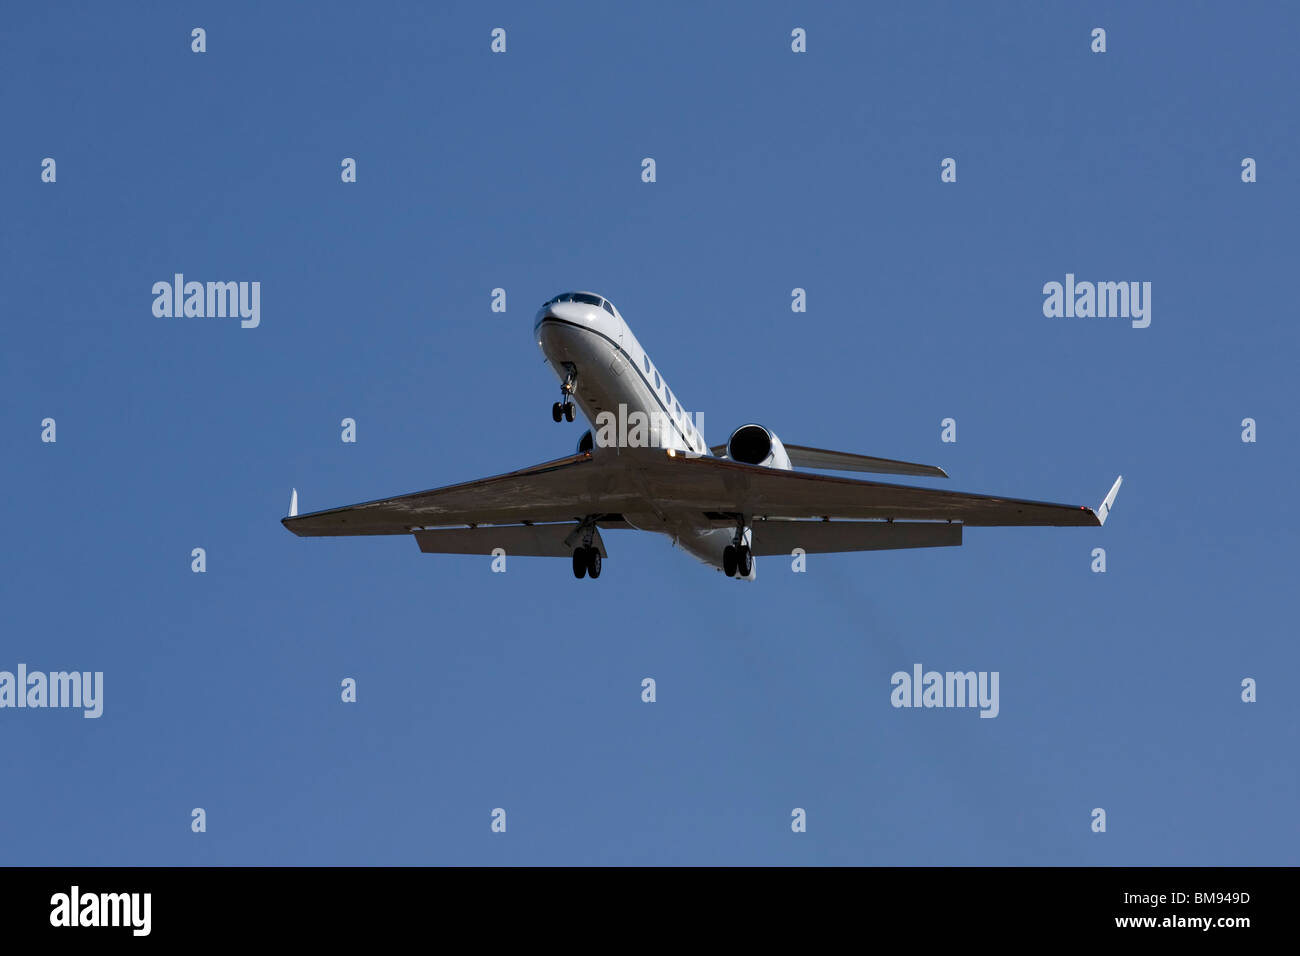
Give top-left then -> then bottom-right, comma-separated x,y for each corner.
282,453 -> 635,537
282,447 -> 1120,551
657,450 -> 1119,527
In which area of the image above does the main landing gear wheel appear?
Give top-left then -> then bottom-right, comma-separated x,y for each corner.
553,402 -> 564,423
723,544 -> 752,578
572,546 -> 601,579
564,402 -> 576,422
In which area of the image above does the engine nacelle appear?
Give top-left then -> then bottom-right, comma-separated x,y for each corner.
576,430 -> 594,454
725,424 -> 792,470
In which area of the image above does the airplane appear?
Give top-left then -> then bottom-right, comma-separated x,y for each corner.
283,291 -> 1122,580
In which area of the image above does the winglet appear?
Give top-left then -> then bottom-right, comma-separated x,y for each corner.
289,488 -> 298,518
1095,475 -> 1123,526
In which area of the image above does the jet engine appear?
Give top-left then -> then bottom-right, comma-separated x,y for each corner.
576,430 -> 595,454
725,424 -> 792,470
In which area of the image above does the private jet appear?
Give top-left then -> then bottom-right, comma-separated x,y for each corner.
283,291 -> 1122,580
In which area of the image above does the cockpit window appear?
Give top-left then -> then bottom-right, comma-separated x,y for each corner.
544,292 -> 614,311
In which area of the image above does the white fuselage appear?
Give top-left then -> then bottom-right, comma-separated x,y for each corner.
534,294 -> 752,576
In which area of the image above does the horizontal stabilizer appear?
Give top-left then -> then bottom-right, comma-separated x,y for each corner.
785,444 -> 949,478
710,443 -> 947,478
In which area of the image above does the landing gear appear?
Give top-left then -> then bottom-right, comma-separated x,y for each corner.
568,515 -> 603,580
723,517 -> 753,578
723,544 -> 752,578
572,545 -> 601,579
552,365 -> 578,423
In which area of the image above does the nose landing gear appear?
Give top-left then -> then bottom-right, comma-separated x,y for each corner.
552,365 -> 578,422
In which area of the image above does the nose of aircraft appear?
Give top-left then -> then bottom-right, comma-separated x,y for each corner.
533,293 -> 619,339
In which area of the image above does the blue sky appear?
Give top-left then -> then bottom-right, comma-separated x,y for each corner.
2,1 -> 1296,865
